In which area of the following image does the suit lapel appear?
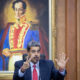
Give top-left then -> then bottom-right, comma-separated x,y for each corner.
39,60 -> 46,80
25,67 -> 32,80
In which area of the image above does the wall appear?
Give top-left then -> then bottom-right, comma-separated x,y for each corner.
55,0 -> 80,80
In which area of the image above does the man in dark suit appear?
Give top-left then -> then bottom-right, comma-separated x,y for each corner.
13,41 -> 68,80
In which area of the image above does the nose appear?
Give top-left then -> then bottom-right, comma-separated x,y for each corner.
15,9 -> 19,15
35,51 -> 38,55
17,10 -> 19,15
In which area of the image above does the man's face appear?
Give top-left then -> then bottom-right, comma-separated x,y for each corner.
14,2 -> 25,19
28,46 -> 40,64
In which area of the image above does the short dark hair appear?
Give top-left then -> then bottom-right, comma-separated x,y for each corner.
27,41 -> 41,52
40,54 -> 46,60
12,0 -> 27,9
23,54 -> 28,61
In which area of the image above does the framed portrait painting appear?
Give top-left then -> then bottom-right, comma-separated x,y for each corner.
0,0 -> 55,79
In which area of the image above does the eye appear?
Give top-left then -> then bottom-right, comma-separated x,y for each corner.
15,8 -> 17,11
37,50 -> 40,53
31,50 -> 36,53
31,50 -> 40,53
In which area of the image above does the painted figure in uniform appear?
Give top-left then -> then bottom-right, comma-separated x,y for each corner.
2,0 -> 39,71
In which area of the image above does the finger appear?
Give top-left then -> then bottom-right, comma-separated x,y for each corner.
27,57 -> 32,63
65,57 -> 69,63
26,56 -> 29,61
58,54 -> 61,60
27,54 -> 35,63
61,52 -> 66,60
58,53 -> 62,61
25,56 -> 33,63
25,56 -> 29,63
58,53 -> 66,62
23,62 -> 30,68
59,52 -> 65,61
55,59 -> 58,63
27,55 -> 34,63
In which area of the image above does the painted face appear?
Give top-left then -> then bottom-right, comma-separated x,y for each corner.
28,46 -> 40,64
14,2 -> 25,19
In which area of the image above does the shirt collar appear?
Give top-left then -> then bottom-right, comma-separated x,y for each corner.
30,61 -> 39,68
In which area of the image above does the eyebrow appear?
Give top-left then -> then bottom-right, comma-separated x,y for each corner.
31,49 -> 40,52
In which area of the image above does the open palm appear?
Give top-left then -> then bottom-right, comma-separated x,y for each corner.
55,53 -> 69,71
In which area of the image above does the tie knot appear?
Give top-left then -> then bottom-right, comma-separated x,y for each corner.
33,64 -> 36,68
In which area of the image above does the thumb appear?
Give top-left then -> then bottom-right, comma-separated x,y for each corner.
65,57 -> 69,63
55,59 -> 58,63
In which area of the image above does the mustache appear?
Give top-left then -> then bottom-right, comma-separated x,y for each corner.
34,56 -> 39,59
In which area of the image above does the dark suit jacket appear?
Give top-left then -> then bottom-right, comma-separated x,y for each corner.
13,60 -> 24,80
13,60 -> 66,80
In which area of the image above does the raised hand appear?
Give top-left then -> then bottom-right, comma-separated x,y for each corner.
55,52 -> 69,71
21,54 -> 35,72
